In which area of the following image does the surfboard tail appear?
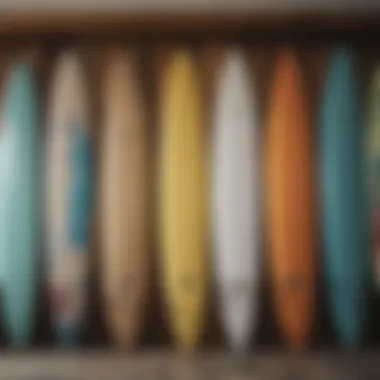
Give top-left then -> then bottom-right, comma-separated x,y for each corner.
106,316 -> 141,349
219,283 -> 255,351
5,304 -> 34,347
104,281 -> 147,348
162,268 -> 207,351
55,322 -> 82,347
273,279 -> 315,349
328,279 -> 366,348
169,306 -> 205,351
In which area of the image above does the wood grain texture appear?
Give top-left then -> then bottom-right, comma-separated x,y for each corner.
265,47 -> 317,349
0,12 -> 379,36
0,351 -> 379,380
100,48 -> 149,348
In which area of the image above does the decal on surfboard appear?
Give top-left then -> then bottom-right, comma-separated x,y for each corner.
68,121 -> 93,251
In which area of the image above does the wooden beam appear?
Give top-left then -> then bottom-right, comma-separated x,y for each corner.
0,11 -> 379,36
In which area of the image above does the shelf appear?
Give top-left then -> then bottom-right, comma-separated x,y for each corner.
0,11 -> 379,36
0,351 -> 378,380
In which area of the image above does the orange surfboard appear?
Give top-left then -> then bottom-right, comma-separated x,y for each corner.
100,48 -> 149,347
265,47 -> 317,349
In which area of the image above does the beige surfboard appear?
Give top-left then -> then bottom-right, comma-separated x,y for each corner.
100,48 -> 149,348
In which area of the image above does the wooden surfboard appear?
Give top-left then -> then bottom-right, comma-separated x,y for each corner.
0,61 -> 41,347
159,49 -> 207,350
265,47 -> 317,349
100,49 -> 148,348
46,52 -> 94,346
367,65 -> 380,292
320,47 -> 368,347
212,48 -> 260,350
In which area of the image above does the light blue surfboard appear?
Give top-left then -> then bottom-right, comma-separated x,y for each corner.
0,61 -> 41,347
319,47 -> 369,347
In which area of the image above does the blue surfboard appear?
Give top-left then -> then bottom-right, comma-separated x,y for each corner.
319,47 -> 368,347
0,62 -> 41,347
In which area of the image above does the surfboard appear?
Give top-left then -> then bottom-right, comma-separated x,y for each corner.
320,47 -> 368,347
265,47 -> 317,349
100,49 -> 148,347
46,52 -> 93,346
159,49 -> 207,350
367,65 -> 380,292
212,49 -> 259,350
0,61 -> 41,347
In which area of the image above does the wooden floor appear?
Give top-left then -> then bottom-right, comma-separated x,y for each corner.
0,351 -> 378,379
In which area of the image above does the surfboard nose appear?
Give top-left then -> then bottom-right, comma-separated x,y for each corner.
3,62 -> 37,134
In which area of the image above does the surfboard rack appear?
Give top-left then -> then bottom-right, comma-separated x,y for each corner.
0,9 -> 379,379
0,351 -> 379,379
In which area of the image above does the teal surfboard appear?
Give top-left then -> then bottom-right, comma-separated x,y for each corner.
319,47 -> 368,347
46,52 -> 93,346
367,66 -> 380,292
0,62 -> 41,347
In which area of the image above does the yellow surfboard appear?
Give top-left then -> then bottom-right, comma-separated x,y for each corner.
158,49 -> 208,350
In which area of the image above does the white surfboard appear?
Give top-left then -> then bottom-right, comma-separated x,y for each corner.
212,49 -> 260,350
46,52 -> 93,346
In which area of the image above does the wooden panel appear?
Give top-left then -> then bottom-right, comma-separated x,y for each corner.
0,12 -> 379,36
0,351 -> 380,379
2,0 -> 380,13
